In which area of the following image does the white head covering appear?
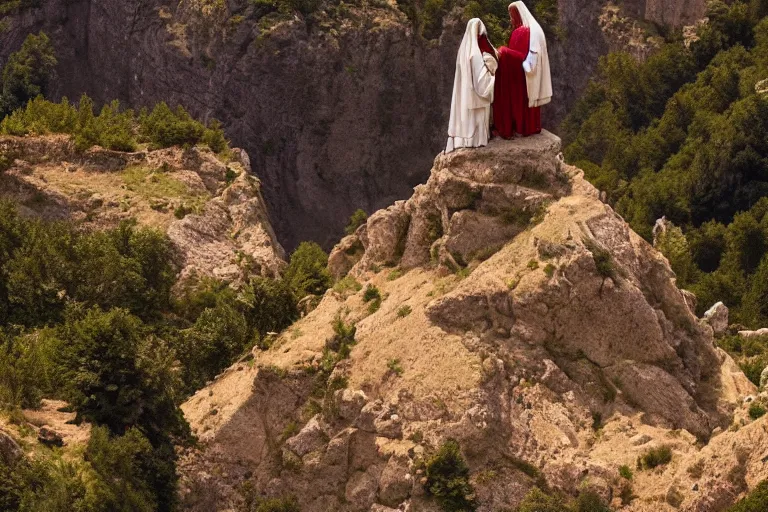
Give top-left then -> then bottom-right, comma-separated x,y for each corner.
510,1 -> 552,107
446,19 -> 497,142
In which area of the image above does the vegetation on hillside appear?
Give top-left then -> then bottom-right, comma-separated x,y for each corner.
563,0 -> 768,328
0,191 -> 329,509
0,32 -> 227,155
0,31 -> 56,117
1,96 -> 229,153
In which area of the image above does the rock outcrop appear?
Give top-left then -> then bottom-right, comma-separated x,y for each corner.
178,134 -> 761,512
0,135 -> 285,282
703,302 -> 729,337
0,0 -> 706,250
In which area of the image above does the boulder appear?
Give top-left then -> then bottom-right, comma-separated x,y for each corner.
328,234 -> 364,280
285,416 -> 328,457
703,302 -> 729,336
345,468 -> 379,510
378,456 -> 412,507
739,328 -> 768,338
0,430 -> 23,465
37,426 -> 64,447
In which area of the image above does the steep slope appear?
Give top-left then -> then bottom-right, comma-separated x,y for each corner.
0,135 -> 285,281
178,134 -> 761,512
0,0 -> 706,250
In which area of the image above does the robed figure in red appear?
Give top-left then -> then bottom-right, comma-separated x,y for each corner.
493,1 -> 552,137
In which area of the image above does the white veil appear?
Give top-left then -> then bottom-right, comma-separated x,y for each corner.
446,18 -> 496,142
510,1 -> 552,107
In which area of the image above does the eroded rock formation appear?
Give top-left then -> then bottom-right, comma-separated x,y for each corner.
178,135 -> 763,512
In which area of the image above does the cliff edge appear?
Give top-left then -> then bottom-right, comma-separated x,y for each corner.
178,133 -> 762,512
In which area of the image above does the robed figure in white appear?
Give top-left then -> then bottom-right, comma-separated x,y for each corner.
445,18 -> 498,153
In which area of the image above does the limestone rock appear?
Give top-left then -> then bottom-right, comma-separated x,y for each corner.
703,302 -> 729,336
350,133 -> 567,274
328,234 -> 365,280
370,505 -> 400,512
681,289 -> 698,314
739,328 -> 768,338
760,366 -> 768,390
378,456 -> 412,507
345,468 -> 380,510
177,139 -> 753,512
285,416 -> 328,457
0,430 -> 22,465
336,389 -> 368,421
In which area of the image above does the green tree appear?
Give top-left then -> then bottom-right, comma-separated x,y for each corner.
423,439 -> 477,511
0,31 -> 57,116
284,241 -> 332,298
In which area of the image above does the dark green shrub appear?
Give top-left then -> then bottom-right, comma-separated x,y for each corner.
574,490 -> 610,512
85,426 -> 160,512
749,402 -> 767,419
423,439 -> 477,511
202,119 -> 228,153
284,241 -> 332,299
0,31 -> 57,116
0,328 -> 57,409
516,487 -> 568,512
240,276 -> 298,337
138,102 -> 204,149
363,284 -> 381,303
727,479 -> 768,511
619,464 -> 633,480
54,305 -> 189,442
637,445 -> 673,470
345,208 -> 368,235
179,301 -> 249,391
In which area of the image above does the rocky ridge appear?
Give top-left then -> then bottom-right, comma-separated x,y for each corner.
0,135 -> 285,282
178,133 -> 764,512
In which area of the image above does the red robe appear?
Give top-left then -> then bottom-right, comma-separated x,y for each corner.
493,27 -> 542,138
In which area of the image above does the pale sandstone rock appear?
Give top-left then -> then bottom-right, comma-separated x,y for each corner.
378,456 -> 412,507
0,430 -> 22,465
703,302 -> 729,336
285,416 -> 328,457
739,328 -> 768,338
345,468 -> 380,510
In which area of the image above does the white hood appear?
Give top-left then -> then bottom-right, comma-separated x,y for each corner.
447,18 -> 496,141
510,1 -> 553,107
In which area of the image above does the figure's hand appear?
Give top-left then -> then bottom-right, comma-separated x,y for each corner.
523,61 -> 532,73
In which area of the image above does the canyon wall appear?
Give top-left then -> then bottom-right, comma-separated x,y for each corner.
0,0 -> 702,250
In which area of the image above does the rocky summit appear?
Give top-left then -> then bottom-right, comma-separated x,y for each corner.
177,133 -> 764,511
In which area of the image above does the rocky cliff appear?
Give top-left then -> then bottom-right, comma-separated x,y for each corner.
177,134 -> 765,512
0,135 -> 285,281
0,0 -> 705,251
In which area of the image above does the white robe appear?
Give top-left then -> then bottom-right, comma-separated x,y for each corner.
446,19 -> 498,153
510,1 -> 552,108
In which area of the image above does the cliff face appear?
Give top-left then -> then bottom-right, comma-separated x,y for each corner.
0,0 -> 702,250
178,136 -> 764,512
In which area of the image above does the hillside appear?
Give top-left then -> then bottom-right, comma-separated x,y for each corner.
0,0 -> 706,250
177,133 -> 766,512
0,134 -> 285,282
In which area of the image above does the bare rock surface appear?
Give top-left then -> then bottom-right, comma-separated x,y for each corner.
703,302 -> 729,336
178,136 -> 762,512
0,135 -> 285,283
